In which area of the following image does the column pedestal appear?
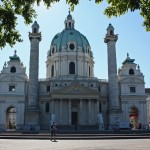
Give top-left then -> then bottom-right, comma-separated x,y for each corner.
109,110 -> 122,129
25,108 -> 40,131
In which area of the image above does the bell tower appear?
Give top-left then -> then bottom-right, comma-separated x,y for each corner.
25,21 -> 41,130
104,24 -> 121,125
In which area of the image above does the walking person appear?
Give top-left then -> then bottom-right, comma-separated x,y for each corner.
50,122 -> 57,141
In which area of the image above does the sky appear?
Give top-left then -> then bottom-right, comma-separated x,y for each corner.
0,0 -> 150,87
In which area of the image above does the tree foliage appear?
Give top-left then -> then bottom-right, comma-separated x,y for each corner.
0,0 -> 150,49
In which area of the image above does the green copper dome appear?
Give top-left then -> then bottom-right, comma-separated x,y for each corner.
51,29 -> 90,51
48,13 -> 92,57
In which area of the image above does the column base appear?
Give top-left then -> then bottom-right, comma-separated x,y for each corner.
109,109 -> 122,130
25,108 -> 40,131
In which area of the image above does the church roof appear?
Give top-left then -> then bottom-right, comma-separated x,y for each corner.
122,53 -> 135,65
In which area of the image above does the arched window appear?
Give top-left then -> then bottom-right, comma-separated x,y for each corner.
69,62 -> 75,74
10,67 -> 16,73
110,30 -> 113,35
34,28 -> 37,33
129,69 -> 134,75
45,103 -> 49,113
69,22 -> 71,28
51,65 -> 54,77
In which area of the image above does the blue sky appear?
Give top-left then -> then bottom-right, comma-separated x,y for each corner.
0,1 -> 150,87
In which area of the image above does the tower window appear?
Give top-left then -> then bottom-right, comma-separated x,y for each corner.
10,67 -> 16,73
110,30 -> 113,35
45,103 -> 49,113
69,22 -> 71,28
34,28 -> 37,33
9,85 -> 15,92
130,87 -> 136,93
51,65 -> 54,77
129,69 -> 134,75
69,62 -> 75,74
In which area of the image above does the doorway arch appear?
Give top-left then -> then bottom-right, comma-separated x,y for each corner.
129,106 -> 139,129
6,107 -> 17,130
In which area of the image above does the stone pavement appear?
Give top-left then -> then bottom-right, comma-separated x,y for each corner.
0,139 -> 150,150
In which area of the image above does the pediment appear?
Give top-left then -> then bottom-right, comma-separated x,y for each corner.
0,75 -> 26,82
121,77 -> 144,84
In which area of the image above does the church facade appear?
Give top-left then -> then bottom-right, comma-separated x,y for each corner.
0,13 -> 148,131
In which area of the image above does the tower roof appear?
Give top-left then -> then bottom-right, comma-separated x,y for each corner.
32,21 -> 39,29
122,53 -> 135,65
9,50 -> 20,61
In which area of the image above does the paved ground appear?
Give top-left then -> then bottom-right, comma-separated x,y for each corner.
0,139 -> 150,150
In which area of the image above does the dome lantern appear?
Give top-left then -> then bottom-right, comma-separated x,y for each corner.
64,9 -> 75,29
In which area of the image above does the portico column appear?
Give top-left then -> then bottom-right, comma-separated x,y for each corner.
60,99 -> 62,124
80,99 -> 83,125
88,99 -> 91,125
68,99 -> 71,125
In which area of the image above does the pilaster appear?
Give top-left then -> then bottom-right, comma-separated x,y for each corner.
68,99 -> 71,125
88,99 -> 91,125
80,99 -> 83,125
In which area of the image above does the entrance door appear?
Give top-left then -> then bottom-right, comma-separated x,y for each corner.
6,107 -> 17,130
71,112 -> 78,125
129,107 -> 139,129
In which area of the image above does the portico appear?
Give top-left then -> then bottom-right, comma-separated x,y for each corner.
49,83 -> 100,126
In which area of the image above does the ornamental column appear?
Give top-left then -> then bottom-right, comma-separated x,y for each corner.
28,21 -> 41,108
104,24 -> 121,125
25,21 -> 41,130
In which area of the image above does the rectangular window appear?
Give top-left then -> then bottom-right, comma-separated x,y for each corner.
47,86 -> 50,92
9,85 -> 15,92
130,87 -> 136,93
45,103 -> 49,113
